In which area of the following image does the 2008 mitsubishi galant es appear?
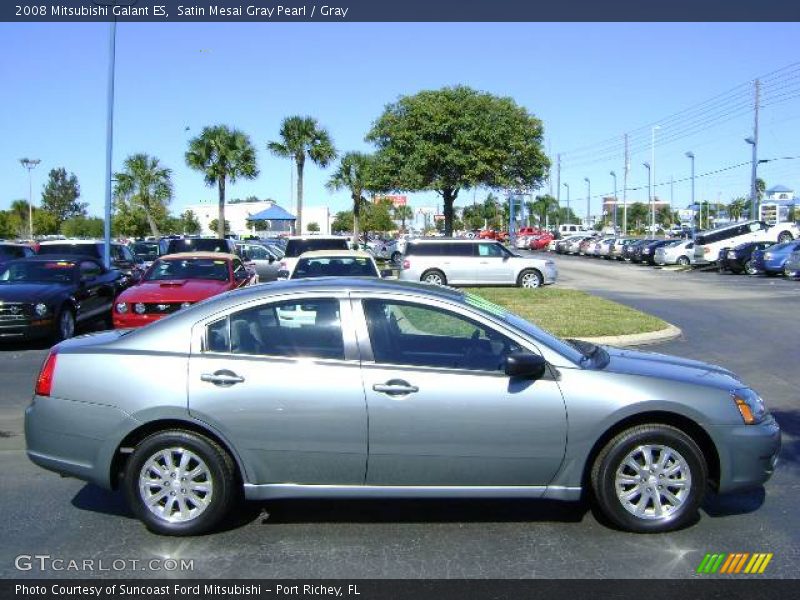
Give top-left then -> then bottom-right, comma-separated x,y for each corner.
25,279 -> 780,536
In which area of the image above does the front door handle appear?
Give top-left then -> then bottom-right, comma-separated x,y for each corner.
372,380 -> 419,396
201,370 -> 245,387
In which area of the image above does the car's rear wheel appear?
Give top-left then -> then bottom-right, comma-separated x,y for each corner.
124,430 -> 237,536
677,256 -> 690,266
591,424 -> 707,533
777,231 -> 793,244
517,269 -> 543,289
54,307 -> 75,342
391,251 -> 402,264
421,269 -> 446,286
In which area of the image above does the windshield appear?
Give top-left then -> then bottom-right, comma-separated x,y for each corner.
0,261 -> 76,284
145,258 -> 230,281
284,238 -> 349,257
38,244 -> 100,258
292,257 -> 378,278
132,242 -> 159,260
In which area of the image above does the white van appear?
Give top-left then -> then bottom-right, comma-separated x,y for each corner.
558,224 -> 591,236
694,220 -> 799,263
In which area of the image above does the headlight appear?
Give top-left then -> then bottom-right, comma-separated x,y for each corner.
764,253 -> 772,260
115,302 -> 128,314
134,303 -> 146,315
34,303 -> 48,317
731,388 -> 767,425
180,302 -> 192,309
643,248 -> 651,254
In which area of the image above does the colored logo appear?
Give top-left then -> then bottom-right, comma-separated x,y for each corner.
696,553 -> 773,574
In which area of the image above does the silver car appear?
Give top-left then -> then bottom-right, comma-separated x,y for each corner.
655,240 -> 695,266
25,279 -> 780,536
237,242 -> 281,282
399,239 -> 557,288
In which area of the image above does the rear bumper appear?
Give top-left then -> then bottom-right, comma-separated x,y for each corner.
712,417 -> 781,494
25,394 -> 140,489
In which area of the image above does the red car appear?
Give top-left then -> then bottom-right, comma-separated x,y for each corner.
113,252 -> 254,329
529,233 -> 554,250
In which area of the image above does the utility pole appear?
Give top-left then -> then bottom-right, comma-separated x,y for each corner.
748,79 -> 761,221
19,158 -> 41,240
556,153 -> 561,209
103,17 -> 117,269
623,133 -> 629,236
584,177 -> 591,228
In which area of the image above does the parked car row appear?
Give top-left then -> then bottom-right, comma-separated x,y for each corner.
548,220 -> 800,281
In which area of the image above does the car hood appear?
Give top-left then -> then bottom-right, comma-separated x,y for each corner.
117,279 -> 231,303
601,346 -> 743,391
0,282 -> 71,304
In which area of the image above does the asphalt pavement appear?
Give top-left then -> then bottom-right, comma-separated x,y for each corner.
1,256 -> 798,578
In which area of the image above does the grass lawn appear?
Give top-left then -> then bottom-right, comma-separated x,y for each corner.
462,287 -> 668,338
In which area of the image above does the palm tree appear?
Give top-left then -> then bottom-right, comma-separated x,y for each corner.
326,152 -> 372,240
114,154 -> 173,238
393,204 -> 414,232
728,198 -> 747,222
186,125 -> 258,239
531,195 -> 558,228
268,116 -> 336,233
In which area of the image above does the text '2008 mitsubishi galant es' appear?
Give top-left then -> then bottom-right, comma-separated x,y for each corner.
25,279 -> 780,535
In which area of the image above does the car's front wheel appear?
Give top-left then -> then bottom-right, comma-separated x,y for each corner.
54,307 -> 75,342
591,424 -> 707,533
744,260 -> 757,276
777,231 -> 793,244
124,430 -> 237,536
517,269 -> 543,289
391,251 -> 402,264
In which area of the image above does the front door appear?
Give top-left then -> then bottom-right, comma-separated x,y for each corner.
475,242 -> 515,284
188,296 -> 367,485
357,298 -> 567,487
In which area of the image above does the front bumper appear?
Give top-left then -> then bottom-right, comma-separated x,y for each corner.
543,265 -> 558,284
713,416 -> 781,494
112,312 -> 167,329
0,318 -> 54,340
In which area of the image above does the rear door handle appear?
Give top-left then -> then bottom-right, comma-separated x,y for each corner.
372,380 -> 419,396
201,370 -> 245,386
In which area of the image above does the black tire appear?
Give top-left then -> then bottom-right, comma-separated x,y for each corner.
124,430 -> 237,536
677,256 -> 690,267
517,269 -> 543,289
390,251 -> 402,264
744,260 -> 756,276
590,424 -> 707,533
421,269 -> 446,286
777,231 -> 793,244
53,306 -> 76,342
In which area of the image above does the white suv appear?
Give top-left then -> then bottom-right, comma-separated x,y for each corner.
399,239 -> 557,288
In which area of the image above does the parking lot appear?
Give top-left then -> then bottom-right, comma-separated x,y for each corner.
1,254 -> 798,579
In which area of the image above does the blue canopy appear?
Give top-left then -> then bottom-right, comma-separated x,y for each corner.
248,205 -> 296,221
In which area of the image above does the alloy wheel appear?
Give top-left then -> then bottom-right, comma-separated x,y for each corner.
423,272 -> 444,285
138,447 -> 214,523
614,444 -> 692,520
520,272 -> 542,288
59,310 -> 75,340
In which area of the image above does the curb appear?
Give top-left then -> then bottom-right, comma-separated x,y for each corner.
575,323 -> 683,348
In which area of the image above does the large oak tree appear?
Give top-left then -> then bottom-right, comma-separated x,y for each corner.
366,86 -> 550,236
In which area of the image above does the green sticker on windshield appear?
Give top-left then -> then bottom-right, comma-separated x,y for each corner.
465,292 -> 508,317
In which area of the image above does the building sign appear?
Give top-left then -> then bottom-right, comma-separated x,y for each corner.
376,194 -> 408,207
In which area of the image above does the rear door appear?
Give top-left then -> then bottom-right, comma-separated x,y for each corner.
188,295 -> 368,485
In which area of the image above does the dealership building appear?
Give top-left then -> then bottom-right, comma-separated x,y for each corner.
183,199 -> 332,236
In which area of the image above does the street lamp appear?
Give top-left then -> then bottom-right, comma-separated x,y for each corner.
583,177 -> 591,228
685,151 -> 696,235
563,183 -> 570,219
643,162 -> 652,238
651,125 -> 660,237
745,136 -> 758,221
610,171 -> 617,231
19,158 -> 41,240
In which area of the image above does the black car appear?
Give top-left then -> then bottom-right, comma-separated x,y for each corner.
622,239 -> 647,261
718,241 -> 775,275
37,240 -> 145,281
159,237 -> 237,256
0,243 -> 35,268
0,256 -> 129,341
639,239 -> 675,265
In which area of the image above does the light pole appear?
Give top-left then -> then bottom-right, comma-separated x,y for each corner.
651,125 -> 660,237
643,162 -> 652,238
583,177 -> 591,228
745,136 -> 758,221
19,158 -> 41,240
563,183 -> 570,221
610,171 -> 617,231
685,151 -> 696,235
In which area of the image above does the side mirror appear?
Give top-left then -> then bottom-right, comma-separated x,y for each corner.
268,256 -> 275,264
504,353 -> 547,380
241,251 -> 252,261
235,270 -> 248,281
277,269 -> 290,280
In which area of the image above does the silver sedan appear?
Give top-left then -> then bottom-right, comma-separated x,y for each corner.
25,279 -> 780,536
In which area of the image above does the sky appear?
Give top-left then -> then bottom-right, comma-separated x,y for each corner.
2,22 -> 800,226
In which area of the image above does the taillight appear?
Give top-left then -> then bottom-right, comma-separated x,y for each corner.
402,260 -> 410,270
35,349 -> 58,397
